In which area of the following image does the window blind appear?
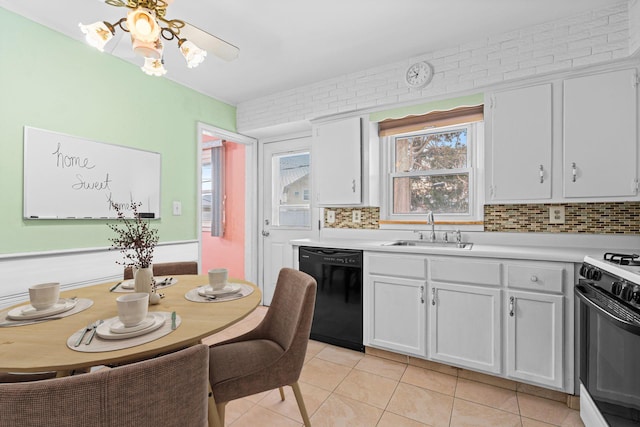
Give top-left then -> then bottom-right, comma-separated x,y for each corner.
378,105 -> 484,137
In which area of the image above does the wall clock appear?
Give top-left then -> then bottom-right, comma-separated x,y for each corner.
405,61 -> 434,89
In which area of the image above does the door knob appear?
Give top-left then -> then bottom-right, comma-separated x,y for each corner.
261,230 -> 270,237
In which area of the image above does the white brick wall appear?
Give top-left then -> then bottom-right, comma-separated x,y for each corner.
237,3 -> 630,134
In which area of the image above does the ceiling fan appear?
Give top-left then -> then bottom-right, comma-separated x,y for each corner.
79,0 -> 239,76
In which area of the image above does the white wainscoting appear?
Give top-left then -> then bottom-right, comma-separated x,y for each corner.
0,241 -> 199,308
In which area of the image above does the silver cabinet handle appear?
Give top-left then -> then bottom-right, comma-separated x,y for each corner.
539,165 -> 544,184
509,296 -> 515,317
352,179 -> 356,193
572,162 -> 577,182
420,286 -> 424,304
431,288 -> 436,306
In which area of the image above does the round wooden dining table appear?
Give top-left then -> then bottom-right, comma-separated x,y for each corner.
0,275 -> 261,375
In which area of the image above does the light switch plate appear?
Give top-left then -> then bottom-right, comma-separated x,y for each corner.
352,210 -> 361,223
549,206 -> 565,224
172,201 -> 182,216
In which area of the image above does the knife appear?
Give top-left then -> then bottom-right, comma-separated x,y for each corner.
85,320 -> 103,345
74,322 -> 95,347
109,281 -> 122,292
0,316 -> 64,327
171,311 -> 177,330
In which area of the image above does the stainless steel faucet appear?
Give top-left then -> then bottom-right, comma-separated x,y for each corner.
426,211 -> 436,242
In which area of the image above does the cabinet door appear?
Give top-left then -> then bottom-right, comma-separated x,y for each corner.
506,290 -> 563,389
429,282 -> 501,374
366,274 -> 426,357
313,117 -> 362,205
563,69 -> 638,198
489,84 -> 552,201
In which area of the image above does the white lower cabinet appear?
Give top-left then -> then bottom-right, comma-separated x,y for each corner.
366,274 -> 427,357
428,282 -> 502,374
364,252 -> 572,393
506,290 -> 564,389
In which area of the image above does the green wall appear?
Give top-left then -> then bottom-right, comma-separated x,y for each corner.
0,8 -> 236,254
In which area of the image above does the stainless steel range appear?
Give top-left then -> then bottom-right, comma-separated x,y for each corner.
576,253 -> 640,427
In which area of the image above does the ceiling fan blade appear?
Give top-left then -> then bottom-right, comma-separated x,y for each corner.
180,23 -> 239,62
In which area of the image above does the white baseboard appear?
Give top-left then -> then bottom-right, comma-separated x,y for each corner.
0,241 -> 198,308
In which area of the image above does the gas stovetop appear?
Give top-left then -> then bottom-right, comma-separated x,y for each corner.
584,254 -> 640,286
581,254 -> 640,312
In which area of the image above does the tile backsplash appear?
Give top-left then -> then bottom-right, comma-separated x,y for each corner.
485,202 -> 640,234
323,202 -> 640,235
323,207 -> 379,229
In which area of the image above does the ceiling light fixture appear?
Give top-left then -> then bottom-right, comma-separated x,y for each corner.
79,0 -> 210,76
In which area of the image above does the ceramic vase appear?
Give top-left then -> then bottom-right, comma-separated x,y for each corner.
133,266 -> 153,296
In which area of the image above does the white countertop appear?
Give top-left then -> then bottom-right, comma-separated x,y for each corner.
291,238 -> 610,263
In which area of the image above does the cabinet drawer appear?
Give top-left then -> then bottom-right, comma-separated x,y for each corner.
367,255 -> 426,279
507,263 -> 564,293
430,258 -> 502,286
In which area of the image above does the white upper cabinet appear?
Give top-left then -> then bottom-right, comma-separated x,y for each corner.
313,117 -> 362,205
563,69 -> 638,198
488,84 -> 552,201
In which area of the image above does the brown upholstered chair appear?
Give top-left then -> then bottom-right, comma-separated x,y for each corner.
208,268 -> 317,426
123,261 -> 198,279
0,344 -> 209,427
0,371 -> 56,383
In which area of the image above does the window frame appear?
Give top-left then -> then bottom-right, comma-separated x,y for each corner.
380,121 -> 484,225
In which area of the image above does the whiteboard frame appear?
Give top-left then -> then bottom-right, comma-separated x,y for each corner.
23,126 -> 162,220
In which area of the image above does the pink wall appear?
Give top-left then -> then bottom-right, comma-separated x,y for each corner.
201,141 -> 245,280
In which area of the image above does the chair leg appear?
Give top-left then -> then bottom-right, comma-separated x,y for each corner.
207,383 -> 223,427
279,386 -> 286,401
217,403 -> 226,426
291,382 -> 311,427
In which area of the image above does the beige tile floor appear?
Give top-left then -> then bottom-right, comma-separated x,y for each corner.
202,306 -> 584,427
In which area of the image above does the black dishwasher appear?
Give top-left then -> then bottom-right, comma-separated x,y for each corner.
298,246 -> 364,352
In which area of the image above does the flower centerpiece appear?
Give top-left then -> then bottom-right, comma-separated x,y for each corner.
108,201 -> 159,299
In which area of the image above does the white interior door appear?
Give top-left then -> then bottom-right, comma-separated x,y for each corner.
260,136 -> 319,305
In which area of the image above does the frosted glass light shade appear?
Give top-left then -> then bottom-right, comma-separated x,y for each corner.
78,21 -> 114,52
180,40 -> 207,68
126,8 -> 160,43
141,57 -> 167,76
132,37 -> 163,59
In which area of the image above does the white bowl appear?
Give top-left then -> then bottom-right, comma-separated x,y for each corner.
208,268 -> 228,291
116,293 -> 149,327
28,282 -> 60,310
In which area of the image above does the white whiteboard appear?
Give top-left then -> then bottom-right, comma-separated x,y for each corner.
23,127 -> 161,219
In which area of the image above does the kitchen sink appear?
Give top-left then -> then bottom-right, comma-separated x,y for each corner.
383,240 -> 473,249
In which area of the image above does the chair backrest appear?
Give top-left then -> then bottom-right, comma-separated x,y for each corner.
0,371 -> 56,383
123,261 -> 198,279
0,344 -> 209,427
258,268 -> 317,364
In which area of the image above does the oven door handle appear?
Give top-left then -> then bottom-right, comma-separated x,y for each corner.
576,285 -> 640,336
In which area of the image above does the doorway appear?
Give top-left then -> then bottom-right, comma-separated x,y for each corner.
198,123 -> 257,284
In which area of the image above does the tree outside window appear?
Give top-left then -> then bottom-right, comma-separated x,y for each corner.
392,127 -> 470,215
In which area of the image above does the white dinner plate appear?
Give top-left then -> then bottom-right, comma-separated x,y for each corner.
7,299 -> 77,320
109,315 -> 156,334
197,283 -> 241,298
120,276 -> 177,290
97,313 -> 165,340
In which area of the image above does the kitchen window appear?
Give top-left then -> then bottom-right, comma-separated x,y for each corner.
381,112 -> 484,224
